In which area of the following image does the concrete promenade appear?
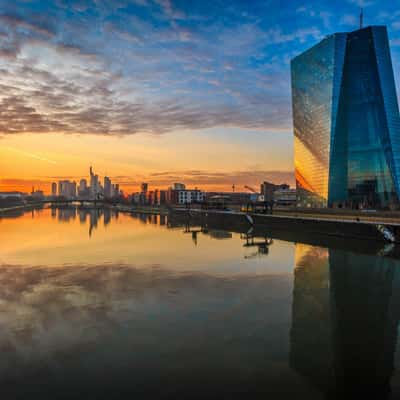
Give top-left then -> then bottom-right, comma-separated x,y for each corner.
171,207 -> 400,243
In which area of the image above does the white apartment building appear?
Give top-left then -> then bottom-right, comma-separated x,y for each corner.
177,190 -> 204,204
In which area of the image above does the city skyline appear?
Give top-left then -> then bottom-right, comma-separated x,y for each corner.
2,1 -> 400,194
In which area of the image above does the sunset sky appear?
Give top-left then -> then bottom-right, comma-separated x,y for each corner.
1,0 -> 400,193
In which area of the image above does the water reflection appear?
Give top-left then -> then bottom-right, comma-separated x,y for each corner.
0,264 -> 294,398
49,206 -> 117,237
1,207 -> 400,398
291,244 -> 400,399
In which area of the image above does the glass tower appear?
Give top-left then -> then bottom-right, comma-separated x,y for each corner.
292,26 -> 400,208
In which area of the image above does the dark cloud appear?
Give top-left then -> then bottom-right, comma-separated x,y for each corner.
0,13 -> 56,37
0,76 -> 290,136
0,96 -> 71,134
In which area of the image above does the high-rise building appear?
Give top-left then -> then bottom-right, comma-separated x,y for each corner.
58,180 -> 76,199
51,182 -> 57,197
292,25 -> 400,208
104,176 -> 112,199
141,183 -> 148,193
78,179 -> 88,197
79,179 -> 87,192
89,166 -> 101,199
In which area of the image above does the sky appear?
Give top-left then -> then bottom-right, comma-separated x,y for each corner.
1,0 -> 400,193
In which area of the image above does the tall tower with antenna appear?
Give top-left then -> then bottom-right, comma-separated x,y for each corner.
359,8 -> 363,29
292,21 -> 400,208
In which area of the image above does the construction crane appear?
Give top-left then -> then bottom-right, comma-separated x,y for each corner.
244,185 -> 257,193
244,185 -> 266,205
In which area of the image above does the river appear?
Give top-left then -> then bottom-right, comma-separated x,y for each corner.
1,206 -> 400,399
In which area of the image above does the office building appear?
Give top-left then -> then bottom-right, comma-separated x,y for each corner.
292,25 -> 400,208
90,166 -> 101,198
58,180 -> 76,199
104,176 -> 112,199
51,182 -> 57,197
79,179 -> 87,193
141,183 -> 148,193
78,179 -> 90,198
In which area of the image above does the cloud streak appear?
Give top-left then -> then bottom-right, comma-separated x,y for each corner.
0,169 -> 294,194
4,146 -> 57,164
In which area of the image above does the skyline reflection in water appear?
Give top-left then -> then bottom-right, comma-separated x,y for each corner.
1,207 -> 400,399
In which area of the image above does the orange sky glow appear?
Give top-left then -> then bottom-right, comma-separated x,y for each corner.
1,130 -> 294,194
0,132 -> 293,194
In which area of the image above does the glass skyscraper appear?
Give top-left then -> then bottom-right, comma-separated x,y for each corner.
291,26 -> 400,208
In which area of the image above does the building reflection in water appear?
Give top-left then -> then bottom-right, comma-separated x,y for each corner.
104,208 -> 111,227
3,207 -> 400,398
58,207 -> 77,222
159,214 -> 166,226
291,244 -> 400,399
50,206 -> 120,237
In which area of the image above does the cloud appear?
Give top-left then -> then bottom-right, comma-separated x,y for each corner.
154,0 -> 185,20
0,54 -> 292,136
0,169 -> 295,194
3,146 -> 57,164
340,14 -> 358,27
348,0 -> 375,7
3,0 -> 381,138
0,13 -> 56,37
391,38 -> 400,47
0,178 -> 51,192
0,1 -> 299,137
129,169 -> 295,188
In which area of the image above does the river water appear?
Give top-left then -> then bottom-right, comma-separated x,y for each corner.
1,207 -> 400,399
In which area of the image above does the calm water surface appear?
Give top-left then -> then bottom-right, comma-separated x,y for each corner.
1,207 -> 400,399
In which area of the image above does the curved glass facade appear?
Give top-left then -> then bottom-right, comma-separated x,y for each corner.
292,26 -> 400,208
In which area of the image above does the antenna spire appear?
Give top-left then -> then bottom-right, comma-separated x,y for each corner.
359,7 -> 363,29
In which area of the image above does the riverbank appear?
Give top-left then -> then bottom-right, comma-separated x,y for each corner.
112,204 -> 170,215
4,202 -> 400,244
0,203 -> 44,214
171,208 -> 400,243
98,204 -> 400,243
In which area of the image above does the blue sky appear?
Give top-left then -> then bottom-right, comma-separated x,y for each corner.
1,0 -> 400,191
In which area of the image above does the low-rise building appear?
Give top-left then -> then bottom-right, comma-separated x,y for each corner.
273,188 -> 297,206
31,190 -> 45,200
173,183 -> 186,191
0,192 -> 26,207
167,187 -> 204,205
260,181 -> 290,202
0,192 -> 24,199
